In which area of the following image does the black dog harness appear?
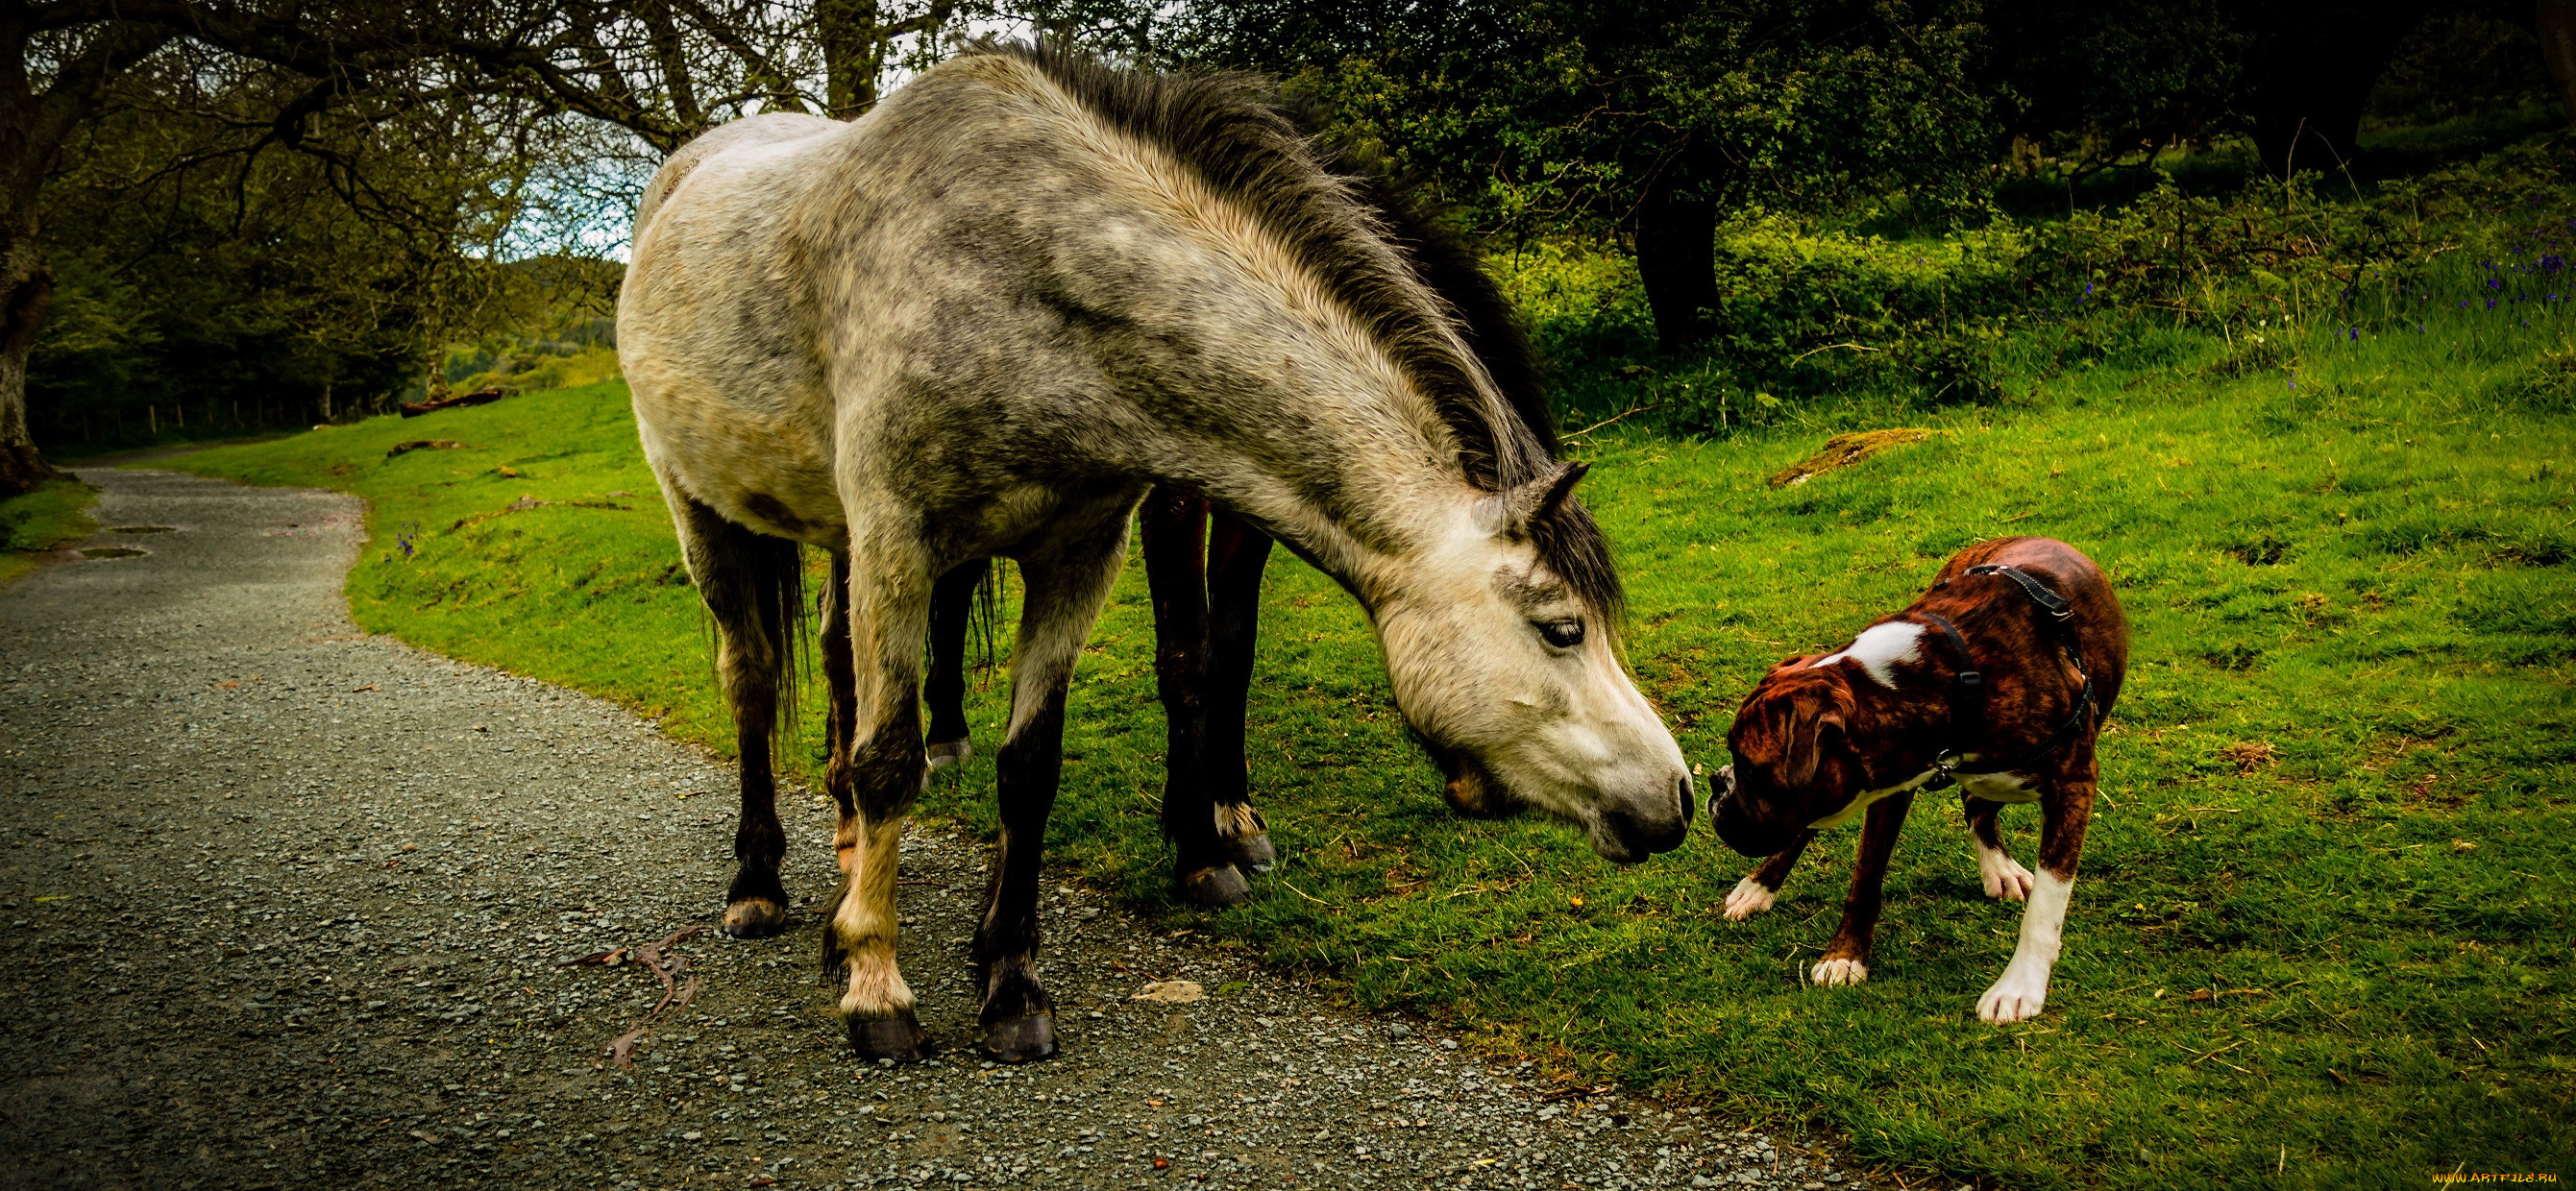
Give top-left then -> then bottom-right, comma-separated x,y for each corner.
1911,564 -> 2095,790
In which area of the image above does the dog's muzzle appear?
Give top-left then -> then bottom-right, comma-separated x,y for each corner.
1709,766 -> 1801,859
1703,764 -> 1734,822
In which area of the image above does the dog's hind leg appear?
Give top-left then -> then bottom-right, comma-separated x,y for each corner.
1977,779 -> 2095,1023
1723,829 -> 1816,920
1812,792 -> 1914,986
1962,796 -> 2034,902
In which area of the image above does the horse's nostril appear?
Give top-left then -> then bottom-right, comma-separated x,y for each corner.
1677,773 -> 1695,824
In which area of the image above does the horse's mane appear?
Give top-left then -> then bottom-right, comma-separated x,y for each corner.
994,42 -> 1621,620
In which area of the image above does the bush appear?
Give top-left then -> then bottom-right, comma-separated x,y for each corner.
1491,135 -> 2576,436
1491,219 -> 2031,432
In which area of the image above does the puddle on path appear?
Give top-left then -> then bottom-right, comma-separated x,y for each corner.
78,547 -> 148,560
108,525 -> 177,534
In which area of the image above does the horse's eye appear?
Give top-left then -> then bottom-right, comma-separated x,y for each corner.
1536,620 -> 1584,649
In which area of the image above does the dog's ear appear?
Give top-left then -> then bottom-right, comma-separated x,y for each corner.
1779,697 -> 1846,789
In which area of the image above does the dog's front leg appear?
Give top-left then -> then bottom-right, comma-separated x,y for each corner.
1977,781 -> 2095,1022
1963,795 -> 2035,901
1724,829 -> 1817,920
1811,792 -> 1913,986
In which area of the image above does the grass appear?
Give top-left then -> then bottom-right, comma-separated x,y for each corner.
0,478 -> 98,586
165,307 -> 2574,1187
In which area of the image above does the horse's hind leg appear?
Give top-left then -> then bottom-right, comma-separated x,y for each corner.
975,498 -> 1134,1062
675,498 -> 803,940
1140,487 -> 1241,907
1203,508 -> 1276,870
922,561 -> 986,768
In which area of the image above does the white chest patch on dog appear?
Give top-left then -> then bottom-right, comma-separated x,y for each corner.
1811,620 -> 1925,689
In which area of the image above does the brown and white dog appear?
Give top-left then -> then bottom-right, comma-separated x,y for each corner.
1707,537 -> 2128,1023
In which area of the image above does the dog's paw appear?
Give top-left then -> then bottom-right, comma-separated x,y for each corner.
1810,957 -> 1869,987
1978,851 -> 2035,901
1722,877 -> 1778,921
1976,966 -> 2049,1022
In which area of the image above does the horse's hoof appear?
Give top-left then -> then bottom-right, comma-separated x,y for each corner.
1214,803 -> 1275,870
723,897 -> 789,939
846,1009 -> 933,1062
925,739 -> 972,770
1220,831 -> 1277,871
1180,864 -> 1250,908
979,1011 -> 1057,1063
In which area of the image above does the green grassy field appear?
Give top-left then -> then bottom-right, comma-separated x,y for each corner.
167,312 -> 2574,1187
0,478 -> 97,586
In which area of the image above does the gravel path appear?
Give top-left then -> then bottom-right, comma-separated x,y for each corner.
0,468 -> 1868,1191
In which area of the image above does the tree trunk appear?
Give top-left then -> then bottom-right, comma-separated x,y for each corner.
0,207 -> 57,498
820,0 -> 887,119
2541,0 -> 2576,130
1632,185 -> 1719,352
2242,1 -> 2437,176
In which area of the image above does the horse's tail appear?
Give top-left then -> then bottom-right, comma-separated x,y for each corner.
675,498 -> 808,748
969,558 -> 1001,684
741,535 -> 808,745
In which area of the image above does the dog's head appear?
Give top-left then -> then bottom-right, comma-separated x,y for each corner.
1710,655 -> 1864,857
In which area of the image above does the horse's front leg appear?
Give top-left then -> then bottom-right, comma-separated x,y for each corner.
922,560 -> 988,768
1203,507 -> 1277,870
1977,769 -> 2094,1023
976,503 -> 1134,1062
822,534 -> 935,1061
1141,488 -> 1242,906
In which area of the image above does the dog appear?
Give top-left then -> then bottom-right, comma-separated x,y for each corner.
1707,537 -> 2128,1023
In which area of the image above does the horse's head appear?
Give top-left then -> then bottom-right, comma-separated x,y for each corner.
1374,462 -> 1692,863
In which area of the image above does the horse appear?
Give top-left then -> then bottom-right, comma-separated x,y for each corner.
918,195 -> 1565,910
618,43 -> 1693,1065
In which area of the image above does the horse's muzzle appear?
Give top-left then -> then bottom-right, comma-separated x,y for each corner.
1597,771 -> 1693,863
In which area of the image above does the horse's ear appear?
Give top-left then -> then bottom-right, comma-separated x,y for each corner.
1480,461 -> 1590,536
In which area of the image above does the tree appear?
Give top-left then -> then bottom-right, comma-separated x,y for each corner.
2537,0 -> 2576,129
0,0 -> 971,496
1172,1 -> 1999,352
30,43 -> 618,441
1985,0 -> 2245,175
2233,0 -> 2441,176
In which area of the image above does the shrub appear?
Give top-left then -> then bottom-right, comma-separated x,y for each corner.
1490,220 -> 2031,431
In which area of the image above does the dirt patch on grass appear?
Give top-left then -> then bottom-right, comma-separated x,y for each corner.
1766,428 -> 1934,488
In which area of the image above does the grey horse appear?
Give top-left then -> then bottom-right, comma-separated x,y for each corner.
618,44 -> 1692,1064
